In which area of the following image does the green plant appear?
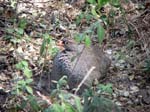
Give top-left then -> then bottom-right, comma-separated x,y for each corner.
75,20 -> 105,45
86,0 -> 120,20
12,61 -> 43,111
13,60 -> 33,95
87,0 -> 120,12
16,95 -> 41,112
83,83 -> 121,112
4,18 -> 28,43
46,76 -> 83,112
18,18 -> 28,29
16,76 -> 82,112
40,33 -> 59,58
36,33 -> 59,91
11,73 -> 121,112
75,0 -> 124,46
145,59 -> 150,73
50,77 -> 121,112
5,27 -> 24,43
76,12 -> 94,25
10,0 -> 18,9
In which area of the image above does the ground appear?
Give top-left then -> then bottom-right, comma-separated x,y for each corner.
0,0 -> 150,112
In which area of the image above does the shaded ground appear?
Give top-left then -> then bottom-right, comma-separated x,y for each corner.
0,0 -> 150,111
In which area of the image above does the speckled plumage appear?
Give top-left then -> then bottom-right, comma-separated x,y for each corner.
51,39 -> 111,89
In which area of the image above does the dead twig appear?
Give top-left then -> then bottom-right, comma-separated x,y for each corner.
128,21 -> 141,38
75,66 -> 96,95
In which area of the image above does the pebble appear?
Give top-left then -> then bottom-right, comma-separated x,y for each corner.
105,49 -> 112,55
115,101 -> 122,106
123,91 -> 130,97
33,56 -> 38,61
127,100 -> 133,105
130,86 -> 139,93
119,59 -> 126,64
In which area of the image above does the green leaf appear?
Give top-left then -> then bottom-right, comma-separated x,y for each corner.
45,35 -> 52,44
74,96 -> 83,112
62,102 -> 76,112
43,107 -> 52,112
57,76 -> 68,89
145,59 -> 150,72
97,24 -> 105,44
50,89 -> 59,98
15,28 -> 24,35
74,33 -> 84,43
98,83 -> 113,94
50,103 -> 64,112
40,39 -> 46,56
111,0 -> 120,7
91,7 -> 99,18
21,60 -> 28,67
16,61 -> 32,78
26,86 -> 33,94
20,100 -> 28,109
16,63 -> 22,70
16,60 -> 28,70
75,12 -> 85,25
43,33 -> 50,40
18,18 -> 27,29
87,0 -> 96,4
100,15 -> 108,25
24,68 -> 32,78
51,47 -> 59,56
28,96 -> 41,111
85,13 -> 93,21
6,28 -> 14,33
25,79 -> 33,84
17,80 -> 26,86
84,35 -> 91,47
47,38 -> 51,44
97,0 -> 110,7
40,33 -> 51,56
92,96 -> 101,107
16,88 -> 20,95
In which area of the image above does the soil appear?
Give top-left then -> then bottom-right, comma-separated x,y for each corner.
0,0 -> 150,112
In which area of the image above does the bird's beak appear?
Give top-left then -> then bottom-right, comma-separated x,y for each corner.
57,40 -> 65,51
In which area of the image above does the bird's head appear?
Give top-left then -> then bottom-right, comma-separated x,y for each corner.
59,38 -> 78,51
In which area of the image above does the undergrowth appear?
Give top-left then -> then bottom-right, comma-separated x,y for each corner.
0,0 -> 132,111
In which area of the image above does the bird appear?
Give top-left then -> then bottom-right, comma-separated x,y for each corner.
51,38 -> 111,90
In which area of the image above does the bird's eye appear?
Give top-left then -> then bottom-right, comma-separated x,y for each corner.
62,39 -> 69,45
64,41 -> 69,45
